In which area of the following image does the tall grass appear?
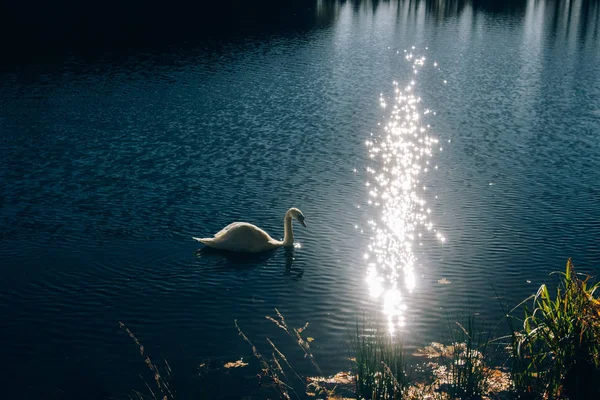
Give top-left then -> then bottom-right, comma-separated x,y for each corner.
440,316 -> 490,399
351,322 -> 407,399
509,259 -> 600,399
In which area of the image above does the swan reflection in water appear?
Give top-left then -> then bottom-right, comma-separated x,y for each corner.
284,247 -> 304,280
364,52 -> 445,334
195,238 -> 303,279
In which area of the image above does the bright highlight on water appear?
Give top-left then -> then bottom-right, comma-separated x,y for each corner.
365,50 -> 445,334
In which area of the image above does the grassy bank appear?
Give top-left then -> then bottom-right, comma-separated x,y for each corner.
123,259 -> 599,399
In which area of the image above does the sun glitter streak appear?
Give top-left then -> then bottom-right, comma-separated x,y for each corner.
365,54 -> 442,334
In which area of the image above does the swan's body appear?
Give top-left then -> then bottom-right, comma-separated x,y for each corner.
193,208 -> 306,253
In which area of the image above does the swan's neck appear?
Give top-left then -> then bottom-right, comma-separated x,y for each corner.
282,214 -> 294,247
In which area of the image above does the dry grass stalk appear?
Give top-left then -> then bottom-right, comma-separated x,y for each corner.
267,308 -> 323,375
119,322 -> 176,400
235,319 -> 295,400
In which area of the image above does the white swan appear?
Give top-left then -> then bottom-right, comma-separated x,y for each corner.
193,208 -> 306,253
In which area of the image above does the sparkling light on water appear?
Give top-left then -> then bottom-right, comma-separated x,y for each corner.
365,51 -> 444,334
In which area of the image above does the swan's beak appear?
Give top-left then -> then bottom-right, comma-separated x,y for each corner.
300,220 -> 307,227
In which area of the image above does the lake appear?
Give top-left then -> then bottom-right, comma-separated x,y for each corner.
1,0 -> 599,398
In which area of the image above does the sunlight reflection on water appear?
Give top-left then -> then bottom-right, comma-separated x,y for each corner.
365,51 -> 444,334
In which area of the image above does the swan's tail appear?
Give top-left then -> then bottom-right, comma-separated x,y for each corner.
193,237 -> 213,245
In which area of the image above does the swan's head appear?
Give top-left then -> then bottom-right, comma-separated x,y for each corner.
288,208 -> 307,227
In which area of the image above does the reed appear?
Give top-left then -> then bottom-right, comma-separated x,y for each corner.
350,321 -> 407,399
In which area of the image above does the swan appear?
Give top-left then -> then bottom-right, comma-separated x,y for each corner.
193,208 -> 306,253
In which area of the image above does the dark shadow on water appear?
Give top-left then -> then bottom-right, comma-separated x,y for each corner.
0,0 -> 335,70
3,0 -> 595,73
0,0 -> 542,70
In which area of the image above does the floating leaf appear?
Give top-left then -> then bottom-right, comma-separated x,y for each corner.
224,359 -> 248,368
307,371 -> 354,386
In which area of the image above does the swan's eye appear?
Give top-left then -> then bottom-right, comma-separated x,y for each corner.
298,215 -> 305,222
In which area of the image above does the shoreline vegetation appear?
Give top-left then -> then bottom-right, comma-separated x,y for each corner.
122,259 -> 599,399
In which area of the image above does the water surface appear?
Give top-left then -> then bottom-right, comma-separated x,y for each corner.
1,1 -> 599,398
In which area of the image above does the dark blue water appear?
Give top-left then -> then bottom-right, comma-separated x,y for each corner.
1,1 -> 599,398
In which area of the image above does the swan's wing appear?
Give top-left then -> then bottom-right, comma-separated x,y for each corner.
213,222 -> 244,239
193,222 -> 249,245
210,222 -> 278,252
215,222 -> 272,241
